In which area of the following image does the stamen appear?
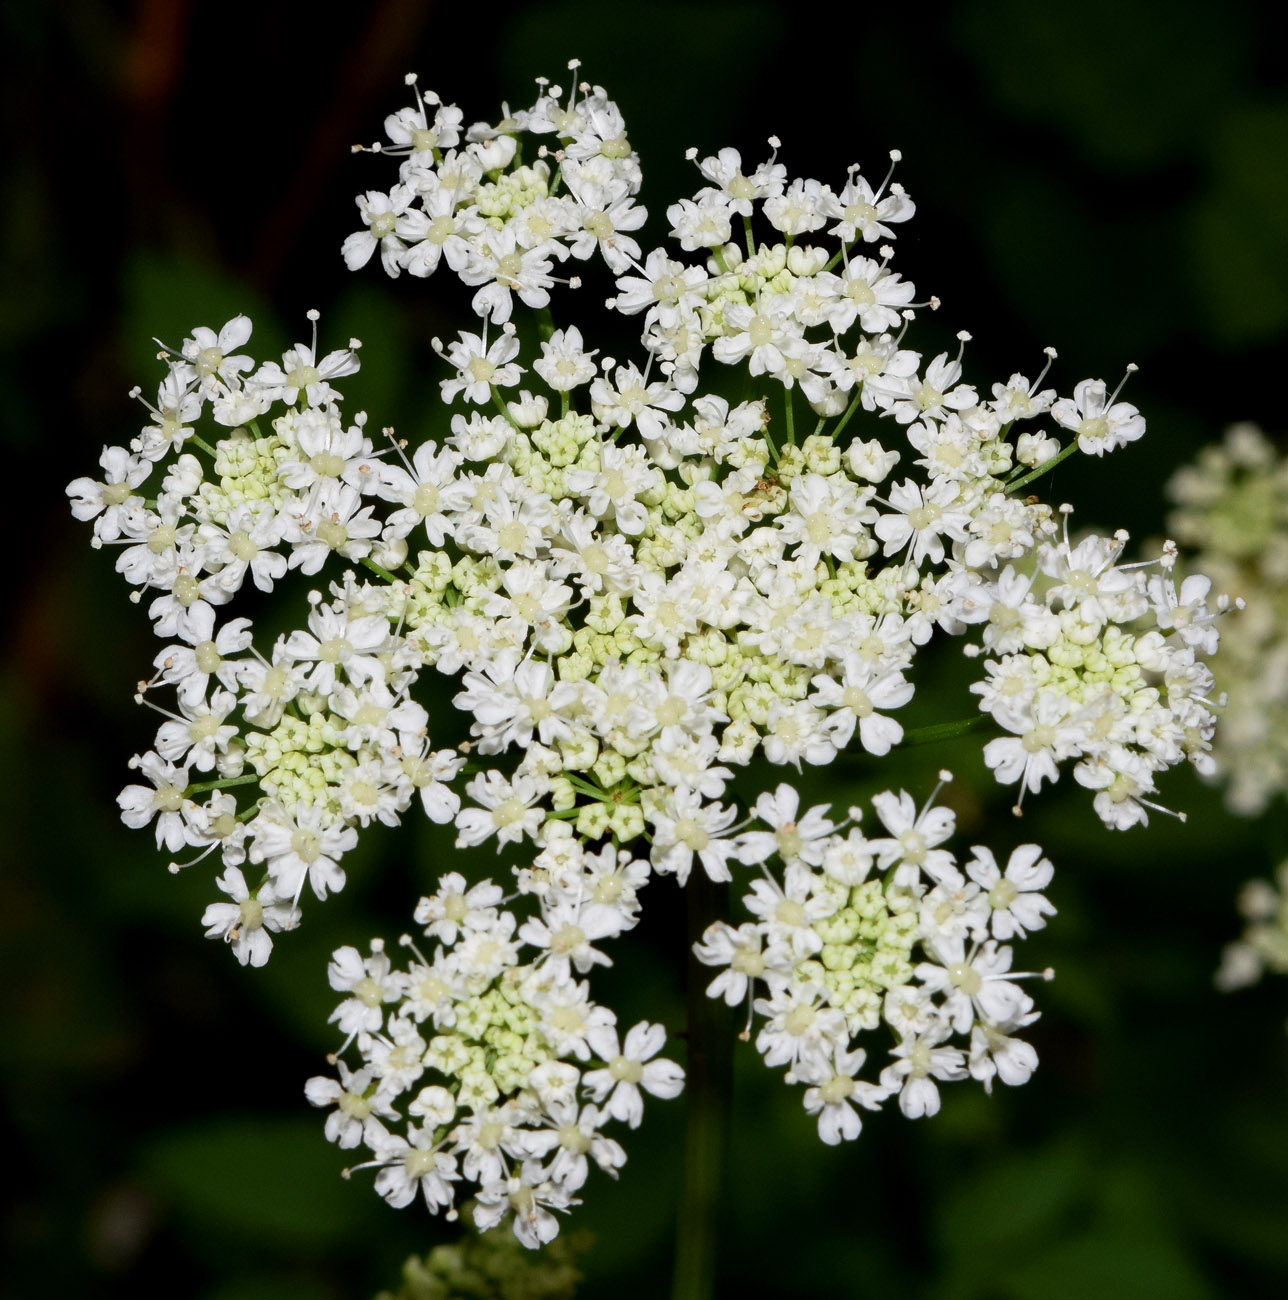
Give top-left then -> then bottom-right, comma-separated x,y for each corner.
1106,362 -> 1138,407
918,770 -> 953,822
1030,345 -> 1058,392
1139,794 -> 1186,822
740,986 -> 755,1041
875,149 -> 902,200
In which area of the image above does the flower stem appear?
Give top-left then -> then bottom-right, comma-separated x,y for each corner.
1006,437 -> 1078,493
361,557 -> 402,585
672,871 -> 732,1300
184,773 -> 260,797
899,713 -> 993,747
491,388 -> 523,431
830,388 -> 863,442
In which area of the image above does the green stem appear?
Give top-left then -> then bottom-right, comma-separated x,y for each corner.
899,714 -> 994,748
361,557 -> 402,585
783,388 -> 796,445
829,388 -> 864,442
671,870 -> 732,1300
564,773 -> 610,801
823,238 -> 856,273
1006,438 -> 1078,494
184,773 -> 260,797
761,420 -> 779,463
491,389 -> 523,432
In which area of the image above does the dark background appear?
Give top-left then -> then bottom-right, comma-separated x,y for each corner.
5,1 -> 1288,1297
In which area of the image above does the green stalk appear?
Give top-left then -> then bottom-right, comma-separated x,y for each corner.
899,714 -> 994,747
829,388 -> 863,442
491,389 -> 524,432
1006,437 -> 1078,493
184,773 -> 260,797
671,870 -> 732,1300
361,557 -> 402,585
761,420 -> 780,463
823,237 -> 856,273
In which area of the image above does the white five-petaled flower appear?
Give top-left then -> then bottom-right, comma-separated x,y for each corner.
582,1021 -> 684,1128
1052,376 -> 1145,456
964,844 -> 1056,940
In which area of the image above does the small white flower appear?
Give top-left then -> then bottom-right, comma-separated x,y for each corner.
583,1021 -> 685,1128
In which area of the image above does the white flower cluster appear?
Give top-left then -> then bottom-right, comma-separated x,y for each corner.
66,65 -> 1230,1245
696,780 -> 1054,1140
1216,861 -> 1288,994
307,869 -> 682,1247
960,521 -> 1228,829
1167,423 -> 1288,815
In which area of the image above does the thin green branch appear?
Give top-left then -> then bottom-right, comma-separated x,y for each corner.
823,237 -> 856,274
671,870 -> 732,1300
898,714 -> 994,748
184,773 -> 260,797
361,557 -> 403,585
564,773 -> 611,801
1006,438 -> 1078,494
491,389 -> 524,432
829,388 -> 864,442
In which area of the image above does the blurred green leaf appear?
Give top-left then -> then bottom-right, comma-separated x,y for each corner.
937,1139 -> 1087,1281
140,1115 -> 373,1247
998,1227 -> 1213,1300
